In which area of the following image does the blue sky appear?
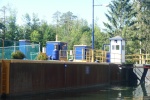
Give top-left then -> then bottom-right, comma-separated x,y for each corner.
0,0 -> 112,29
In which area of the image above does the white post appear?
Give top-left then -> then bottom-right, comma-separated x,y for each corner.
39,42 -> 41,54
139,41 -> 142,64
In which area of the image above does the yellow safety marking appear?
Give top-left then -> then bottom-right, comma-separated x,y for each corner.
1,60 -> 10,94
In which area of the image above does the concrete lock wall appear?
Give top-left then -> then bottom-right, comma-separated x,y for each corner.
0,61 -> 1,94
0,60 -> 120,96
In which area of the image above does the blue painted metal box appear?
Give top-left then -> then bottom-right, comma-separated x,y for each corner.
46,41 -> 67,60
74,45 -> 91,60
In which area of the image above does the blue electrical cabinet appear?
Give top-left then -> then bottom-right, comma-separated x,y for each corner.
46,41 -> 67,60
106,52 -> 110,62
19,40 -> 31,59
74,45 -> 91,60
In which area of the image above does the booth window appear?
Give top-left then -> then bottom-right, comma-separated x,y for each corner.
112,45 -> 115,50
116,45 -> 119,50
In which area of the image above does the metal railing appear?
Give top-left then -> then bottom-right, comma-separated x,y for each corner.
125,54 -> 150,64
59,49 -> 122,63
59,50 -> 150,64
94,50 -> 107,62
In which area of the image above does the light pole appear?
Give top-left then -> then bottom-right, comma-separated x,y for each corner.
91,1 -> 109,62
92,0 -> 109,50
92,0 -> 94,50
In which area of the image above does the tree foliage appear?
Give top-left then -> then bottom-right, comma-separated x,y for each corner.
36,52 -> 48,60
103,0 -> 136,37
130,0 -> 150,54
0,0 -> 150,55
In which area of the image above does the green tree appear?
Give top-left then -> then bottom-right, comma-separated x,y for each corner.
30,30 -> 41,42
0,23 -> 5,39
0,6 -> 7,40
4,8 -> 20,48
0,23 -> 5,29
23,13 -> 32,40
39,20 -> 48,46
60,11 -> 77,35
94,24 -> 109,50
6,13 -> 18,40
103,0 -> 136,37
22,13 -> 40,40
130,0 -> 150,54
31,13 -> 40,31
43,25 -> 56,44
79,31 -> 91,45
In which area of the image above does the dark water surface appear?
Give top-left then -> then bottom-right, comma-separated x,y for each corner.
3,84 -> 150,100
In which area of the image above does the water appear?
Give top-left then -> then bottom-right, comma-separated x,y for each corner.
3,84 -> 150,100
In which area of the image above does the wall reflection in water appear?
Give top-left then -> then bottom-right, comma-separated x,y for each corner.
2,84 -> 150,100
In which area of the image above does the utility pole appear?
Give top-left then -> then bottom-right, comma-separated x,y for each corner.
0,6 -> 7,40
92,0 -> 94,50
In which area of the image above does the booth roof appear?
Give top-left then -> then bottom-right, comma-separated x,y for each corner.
109,36 -> 125,40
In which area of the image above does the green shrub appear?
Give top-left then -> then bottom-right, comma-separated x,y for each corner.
11,50 -> 26,59
36,52 -> 48,60
125,60 -> 135,64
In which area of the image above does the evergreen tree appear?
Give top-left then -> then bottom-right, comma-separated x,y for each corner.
22,13 -> 32,40
131,0 -> 150,54
103,0 -> 136,38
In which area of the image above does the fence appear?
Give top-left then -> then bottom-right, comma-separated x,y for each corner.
0,43 -> 40,60
0,43 -> 127,63
59,49 -> 122,63
125,54 -> 150,64
60,50 -> 150,64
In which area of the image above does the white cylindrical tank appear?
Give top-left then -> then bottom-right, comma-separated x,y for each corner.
42,47 -> 46,53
